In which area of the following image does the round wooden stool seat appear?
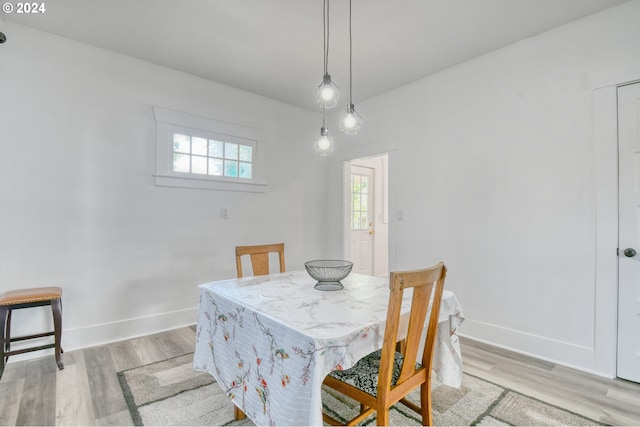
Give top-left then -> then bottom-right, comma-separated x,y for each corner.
0,286 -> 64,379
0,287 -> 62,305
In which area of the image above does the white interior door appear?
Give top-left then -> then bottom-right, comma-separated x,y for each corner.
617,81 -> 640,383
349,165 -> 374,275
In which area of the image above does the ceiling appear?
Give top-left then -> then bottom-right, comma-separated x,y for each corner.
2,0 -> 630,111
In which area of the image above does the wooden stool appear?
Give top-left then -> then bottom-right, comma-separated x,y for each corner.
0,287 -> 64,379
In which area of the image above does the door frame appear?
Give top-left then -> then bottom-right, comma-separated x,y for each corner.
332,142 -> 398,273
345,157 -> 390,277
591,60 -> 640,378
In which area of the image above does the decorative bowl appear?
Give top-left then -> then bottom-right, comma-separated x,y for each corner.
304,260 -> 354,291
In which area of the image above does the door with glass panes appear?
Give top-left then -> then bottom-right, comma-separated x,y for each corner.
349,165 -> 374,275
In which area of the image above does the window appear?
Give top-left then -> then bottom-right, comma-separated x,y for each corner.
153,107 -> 268,192
172,132 -> 254,180
351,173 -> 369,230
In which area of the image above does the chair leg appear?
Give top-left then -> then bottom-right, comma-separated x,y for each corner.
234,405 -> 246,420
420,381 -> 433,425
376,407 -> 390,426
51,299 -> 63,371
0,305 -> 8,380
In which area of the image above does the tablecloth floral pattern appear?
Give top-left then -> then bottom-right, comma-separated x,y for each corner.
193,271 -> 464,426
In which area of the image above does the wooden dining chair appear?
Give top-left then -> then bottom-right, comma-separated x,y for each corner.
322,262 -> 447,426
233,242 -> 286,420
235,243 -> 286,278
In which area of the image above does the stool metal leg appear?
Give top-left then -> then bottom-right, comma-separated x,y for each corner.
5,308 -> 12,354
51,298 -> 63,370
0,305 -> 8,380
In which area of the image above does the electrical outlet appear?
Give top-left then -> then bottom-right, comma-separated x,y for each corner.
221,208 -> 228,219
397,210 -> 404,221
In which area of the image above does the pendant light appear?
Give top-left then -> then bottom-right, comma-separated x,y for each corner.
314,106 -> 335,156
340,0 -> 362,135
315,0 -> 339,109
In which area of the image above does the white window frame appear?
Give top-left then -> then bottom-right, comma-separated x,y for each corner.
153,106 -> 268,193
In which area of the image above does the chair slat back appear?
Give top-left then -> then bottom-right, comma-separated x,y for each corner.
378,262 -> 447,398
235,243 -> 286,278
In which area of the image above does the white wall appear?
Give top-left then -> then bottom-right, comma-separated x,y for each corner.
328,1 -> 640,375
0,23 -> 329,353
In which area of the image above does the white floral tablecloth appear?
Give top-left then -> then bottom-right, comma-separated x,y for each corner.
193,271 -> 464,426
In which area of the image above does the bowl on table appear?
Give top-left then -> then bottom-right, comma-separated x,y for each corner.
304,260 -> 354,291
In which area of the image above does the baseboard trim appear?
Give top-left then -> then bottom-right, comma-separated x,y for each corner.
460,319 -> 600,376
6,307 -> 198,363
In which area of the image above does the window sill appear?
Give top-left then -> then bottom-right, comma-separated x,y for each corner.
154,174 -> 267,193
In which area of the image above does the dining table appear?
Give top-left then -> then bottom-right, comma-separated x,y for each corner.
193,270 -> 465,426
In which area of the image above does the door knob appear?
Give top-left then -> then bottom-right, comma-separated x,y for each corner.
624,248 -> 636,257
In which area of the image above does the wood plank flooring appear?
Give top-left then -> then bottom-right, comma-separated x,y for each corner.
460,337 -> 640,425
0,327 -> 638,425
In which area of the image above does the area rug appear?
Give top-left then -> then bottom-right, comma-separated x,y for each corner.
118,353 -> 602,426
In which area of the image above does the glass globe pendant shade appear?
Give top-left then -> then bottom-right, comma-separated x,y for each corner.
314,126 -> 335,156
339,104 -> 362,135
316,74 -> 340,108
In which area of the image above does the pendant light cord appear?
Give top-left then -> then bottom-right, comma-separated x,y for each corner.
322,0 -> 330,75
349,0 -> 353,103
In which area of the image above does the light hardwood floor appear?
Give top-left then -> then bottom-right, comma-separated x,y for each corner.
461,338 -> 640,425
0,327 -> 638,425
